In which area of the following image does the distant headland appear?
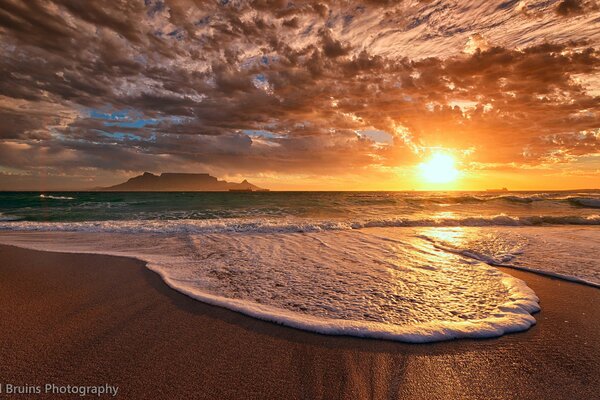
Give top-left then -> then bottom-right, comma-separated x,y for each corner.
100,172 -> 269,192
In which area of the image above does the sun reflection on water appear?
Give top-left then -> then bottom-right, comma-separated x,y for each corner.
419,226 -> 467,247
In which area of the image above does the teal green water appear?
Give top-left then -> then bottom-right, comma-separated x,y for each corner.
0,191 -> 598,341
0,191 -> 599,223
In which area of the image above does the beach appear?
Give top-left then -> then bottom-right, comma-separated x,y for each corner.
1,243 -> 598,400
2,0 -> 599,398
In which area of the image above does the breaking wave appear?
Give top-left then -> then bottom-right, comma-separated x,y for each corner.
1,191 -> 596,343
0,214 -> 598,234
568,197 -> 600,209
419,193 -> 600,208
39,194 -> 75,200
0,212 -> 20,221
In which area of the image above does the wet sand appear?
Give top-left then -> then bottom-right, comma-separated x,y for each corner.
0,244 -> 598,399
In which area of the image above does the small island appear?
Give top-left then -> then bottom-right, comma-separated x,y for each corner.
100,172 -> 269,192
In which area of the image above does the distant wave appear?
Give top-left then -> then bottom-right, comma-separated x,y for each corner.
40,194 -> 75,200
419,194 -> 600,208
359,214 -> 600,228
567,197 -> 600,209
0,214 -> 598,234
489,195 -> 541,203
0,212 -> 20,221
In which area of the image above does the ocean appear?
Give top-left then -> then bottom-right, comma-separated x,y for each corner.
0,191 -> 598,342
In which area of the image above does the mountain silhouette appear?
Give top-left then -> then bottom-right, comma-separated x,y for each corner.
101,172 -> 267,191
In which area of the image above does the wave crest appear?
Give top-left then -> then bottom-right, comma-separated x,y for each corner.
567,197 -> 600,209
39,194 -> 75,200
0,214 -> 598,234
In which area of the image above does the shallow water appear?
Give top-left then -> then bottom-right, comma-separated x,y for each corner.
0,191 -> 598,342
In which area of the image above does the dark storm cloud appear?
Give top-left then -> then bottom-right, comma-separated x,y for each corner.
0,0 -> 599,187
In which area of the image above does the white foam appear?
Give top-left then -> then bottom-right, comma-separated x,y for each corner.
0,212 -> 20,221
39,194 -> 75,200
149,264 -> 538,342
419,226 -> 600,287
0,227 -> 540,343
0,214 -> 598,236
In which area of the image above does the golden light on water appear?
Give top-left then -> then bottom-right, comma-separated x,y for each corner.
418,153 -> 459,184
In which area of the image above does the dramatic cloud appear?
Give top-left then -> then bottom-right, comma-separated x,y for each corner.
0,0 -> 598,189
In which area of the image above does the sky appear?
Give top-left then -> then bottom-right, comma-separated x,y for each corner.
0,0 -> 599,191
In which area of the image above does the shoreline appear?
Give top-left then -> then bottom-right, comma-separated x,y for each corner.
0,244 -> 599,399
1,228 -> 599,290
489,262 -> 600,288
0,233 -> 542,343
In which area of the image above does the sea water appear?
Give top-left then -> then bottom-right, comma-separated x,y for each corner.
0,191 -> 598,342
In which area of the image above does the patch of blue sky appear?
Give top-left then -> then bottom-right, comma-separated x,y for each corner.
358,129 -> 394,145
145,0 -> 164,18
49,128 -> 67,141
104,119 -> 158,128
90,109 -> 129,120
497,0 -> 520,11
265,122 -> 282,130
89,108 -> 186,129
302,22 -> 315,36
167,29 -> 185,40
133,54 -> 148,65
343,14 -> 354,27
196,15 -> 210,26
293,120 -> 313,129
241,55 -> 278,70
94,130 -> 144,142
243,129 -> 283,139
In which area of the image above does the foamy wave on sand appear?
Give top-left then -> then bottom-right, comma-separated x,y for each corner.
150,266 -> 539,343
0,228 -> 541,343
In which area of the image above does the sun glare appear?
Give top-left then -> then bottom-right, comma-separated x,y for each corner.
419,153 -> 459,184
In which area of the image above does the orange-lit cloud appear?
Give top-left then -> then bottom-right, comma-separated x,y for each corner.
0,0 -> 598,189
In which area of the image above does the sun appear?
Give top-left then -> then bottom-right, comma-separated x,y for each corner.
418,153 -> 459,184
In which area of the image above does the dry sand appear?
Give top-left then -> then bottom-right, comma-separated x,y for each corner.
0,244 -> 598,399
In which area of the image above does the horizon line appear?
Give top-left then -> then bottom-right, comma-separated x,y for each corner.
1,188 -> 599,193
